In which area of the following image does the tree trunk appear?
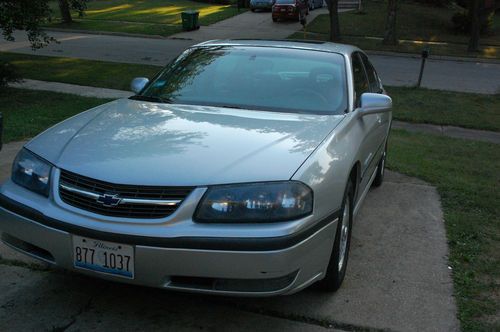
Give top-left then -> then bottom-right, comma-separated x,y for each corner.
328,0 -> 340,42
58,0 -> 73,24
382,0 -> 398,45
468,0 -> 480,52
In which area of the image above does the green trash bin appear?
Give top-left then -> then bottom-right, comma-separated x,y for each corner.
181,11 -> 200,31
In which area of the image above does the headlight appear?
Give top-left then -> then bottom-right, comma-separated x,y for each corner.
12,149 -> 52,197
195,181 -> 313,223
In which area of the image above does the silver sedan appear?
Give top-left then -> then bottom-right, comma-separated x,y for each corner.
0,40 -> 391,296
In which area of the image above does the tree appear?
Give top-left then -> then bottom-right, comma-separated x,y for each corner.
327,0 -> 341,42
58,0 -> 72,24
382,0 -> 398,45
1,0 -> 54,88
0,0 -> 53,49
57,0 -> 89,24
467,0 -> 481,52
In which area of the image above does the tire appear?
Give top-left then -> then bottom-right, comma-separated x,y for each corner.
372,145 -> 387,187
272,17 -> 278,22
251,8 -> 256,12
317,180 -> 354,292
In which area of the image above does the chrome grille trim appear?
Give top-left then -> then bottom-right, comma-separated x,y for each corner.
59,183 -> 182,206
57,169 -> 193,219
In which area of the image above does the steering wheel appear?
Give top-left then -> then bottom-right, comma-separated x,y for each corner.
291,88 -> 329,106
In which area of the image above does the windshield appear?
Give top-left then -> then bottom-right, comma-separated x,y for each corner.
275,0 -> 295,3
140,46 -> 347,115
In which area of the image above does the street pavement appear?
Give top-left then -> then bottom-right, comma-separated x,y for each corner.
2,28 -> 499,94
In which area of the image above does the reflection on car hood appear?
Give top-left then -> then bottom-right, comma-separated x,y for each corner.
26,99 -> 344,186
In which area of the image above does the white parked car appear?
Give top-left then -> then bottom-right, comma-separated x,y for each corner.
0,40 -> 391,296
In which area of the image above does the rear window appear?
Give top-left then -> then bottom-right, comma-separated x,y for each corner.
141,46 -> 347,115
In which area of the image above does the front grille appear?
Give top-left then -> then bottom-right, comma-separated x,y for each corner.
58,169 -> 193,219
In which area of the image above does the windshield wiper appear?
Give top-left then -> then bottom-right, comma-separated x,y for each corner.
129,95 -> 174,104
215,104 -> 244,110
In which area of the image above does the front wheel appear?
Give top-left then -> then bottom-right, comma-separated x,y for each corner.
317,181 -> 354,292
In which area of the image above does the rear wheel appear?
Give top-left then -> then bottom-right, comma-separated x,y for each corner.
372,145 -> 387,187
317,180 -> 354,292
272,17 -> 278,22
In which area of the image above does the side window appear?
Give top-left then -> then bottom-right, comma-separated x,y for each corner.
351,53 -> 369,107
360,53 -> 382,93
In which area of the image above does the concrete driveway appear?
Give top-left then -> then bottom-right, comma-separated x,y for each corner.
172,9 -> 332,41
0,142 -> 459,331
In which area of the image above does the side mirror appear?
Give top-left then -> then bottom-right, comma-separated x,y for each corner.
130,77 -> 149,94
357,93 -> 392,117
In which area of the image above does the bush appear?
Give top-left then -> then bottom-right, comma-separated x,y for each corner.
452,10 -> 494,34
0,62 -> 20,89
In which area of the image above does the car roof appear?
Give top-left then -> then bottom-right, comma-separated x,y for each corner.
192,39 -> 361,56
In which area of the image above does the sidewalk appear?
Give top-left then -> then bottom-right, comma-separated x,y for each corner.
9,80 -> 500,144
11,79 -> 132,99
392,120 -> 500,144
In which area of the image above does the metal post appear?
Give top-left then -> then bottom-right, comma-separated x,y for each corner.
0,112 -> 3,151
417,48 -> 429,88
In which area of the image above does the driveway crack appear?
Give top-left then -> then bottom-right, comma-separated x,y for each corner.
50,297 -> 93,332
221,301 -> 394,332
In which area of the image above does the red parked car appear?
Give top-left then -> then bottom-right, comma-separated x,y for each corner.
272,0 -> 308,22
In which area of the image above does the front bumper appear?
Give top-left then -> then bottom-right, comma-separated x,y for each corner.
0,191 -> 338,296
272,11 -> 300,20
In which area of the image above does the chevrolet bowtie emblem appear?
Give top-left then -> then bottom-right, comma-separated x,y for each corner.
96,193 -> 122,207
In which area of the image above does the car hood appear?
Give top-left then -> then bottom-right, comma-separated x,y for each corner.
26,99 -> 344,186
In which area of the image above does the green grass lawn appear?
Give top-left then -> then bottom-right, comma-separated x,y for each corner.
0,52 -> 161,91
388,130 -> 500,331
387,87 -> 500,132
46,0 -> 243,36
294,1 -> 500,58
0,88 -> 110,143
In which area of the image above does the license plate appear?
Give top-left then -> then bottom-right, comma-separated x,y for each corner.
72,236 -> 134,279
281,8 -> 286,11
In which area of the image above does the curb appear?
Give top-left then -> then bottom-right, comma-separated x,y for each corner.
43,27 -> 173,40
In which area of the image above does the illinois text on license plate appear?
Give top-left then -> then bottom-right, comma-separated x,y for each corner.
73,236 -> 134,279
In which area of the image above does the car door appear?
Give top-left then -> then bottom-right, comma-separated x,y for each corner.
352,52 -> 380,194
360,52 -> 391,171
